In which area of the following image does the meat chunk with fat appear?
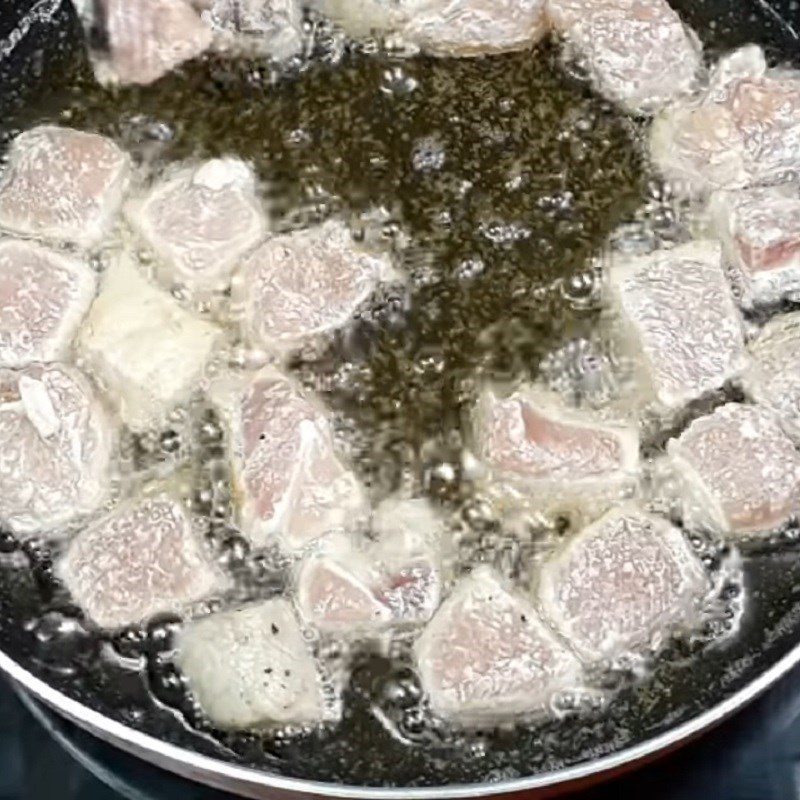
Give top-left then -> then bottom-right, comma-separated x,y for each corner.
296,498 -> 442,633
177,600 -> 330,729
213,367 -> 367,550
0,240 -> 97,368
236,220 -> 392,355
607,241 -> 748,411
667,403 -> 800,537
198,0 -> 304,59
0,363 -> 115,536
126,158 -> 266,293
473,386 -> 638,511
78,0 -> 212,86
0,126 -> 130,249
651,46 -> 800,193
538,506 -> 709,660
547,0 -> 702,115
743,313 -> 800,439
78,255 -> 222,432
709,185 -> 800,309
414,567 -> 581,723
58,492 -> 222,629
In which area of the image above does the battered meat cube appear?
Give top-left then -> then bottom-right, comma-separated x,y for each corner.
743,313 -> 800,439
473,386 -> 638,510
402,0 -> 549,57
607,241 -> 748,411
667,403 -> 800,537
0,126 -> 131,249
198,0 -> 304,59
546,0 -> 702,115
177,600 -> 330,729
78,255 -> 222,432
212,367 -> 367,550
126,159 -> 266,293
371,497 -> 443,625
296,538 -> 393,634
651,46 -> 800,193
58,492 -> 222,629
315,0 -> 548,56
0,240 -> 97,368
236,220 -> 392,355
709,186 -> 800,310
296,498 -> 442,633
0,364 -> 115,536
414,567 -> 582,723
538,506 -> 709,661
78,0 -> 212,86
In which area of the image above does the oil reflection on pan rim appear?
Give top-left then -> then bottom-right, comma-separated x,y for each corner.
1,637 -> 800,800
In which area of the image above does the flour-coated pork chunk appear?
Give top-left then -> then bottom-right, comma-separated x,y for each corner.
0,126 -> 130,248
0,239 -> 96,368
710,186 -> 800,309
668,403 -> 800,536
743,313 -> 800,439
547,0 -> 701,114
59,493 -> 221,629
539,507 -> 709,661
78,255 -> 222,432
414,567 -> 581,723
237,220 -> 391,355
177,600 -> 329,729
213,367 -> 367,550
82,0 -> 212,86
127,158 -> 265,293
607,241 -> 747,411
0,364 -> 115,536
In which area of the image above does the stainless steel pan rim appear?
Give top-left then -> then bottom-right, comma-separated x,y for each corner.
4,638 -> 800,799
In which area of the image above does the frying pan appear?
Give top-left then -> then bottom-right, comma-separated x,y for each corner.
1,0 -> 800,797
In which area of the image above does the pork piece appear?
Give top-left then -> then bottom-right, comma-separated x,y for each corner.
177,599 -> 328,729
59,492 -> 221,629
546,0 -> 701,115
78,255 -> 222,432
402,0 -> 549,57
0,240 -> 97,368
315,0 -> 548,56
0,126 -> 130,249
743,313 -> 800,439
237,220 -> 392,355
538,506 -> 709,661
296,498 -> 442,633
212,367 -> 367,550
473,386 -> 638,507
198,0 -> 303,59
667,403 -> 800,537
126,159 -> 265,293
78,0 -> 212,86
371,497 -> 443,624
414,567 -> 581,723
651,46 -> 800,193
0,364 -> 115,536
709,186 -> 800,309
607,241 -> 748,411
296,537 -> 393,634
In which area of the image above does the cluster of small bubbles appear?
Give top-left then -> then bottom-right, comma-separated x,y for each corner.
380,66 -> 418,96
538,336 -> 622,408
479,221 -> 532,245
411,137 -> 446,173
454,256 -> 486,283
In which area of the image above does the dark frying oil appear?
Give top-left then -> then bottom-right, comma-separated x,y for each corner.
2,0 -> 800,790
